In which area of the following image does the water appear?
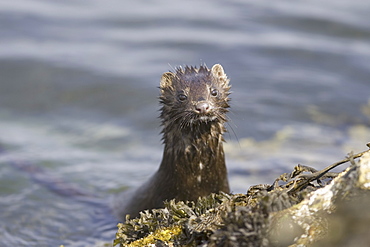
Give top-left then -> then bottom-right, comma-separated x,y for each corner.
1,0 -> 370,246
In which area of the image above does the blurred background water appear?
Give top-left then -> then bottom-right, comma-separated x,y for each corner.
0,0 -> 369,246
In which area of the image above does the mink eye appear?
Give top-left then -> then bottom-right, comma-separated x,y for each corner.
177,93 -> 187,102
210,88 -> 218,97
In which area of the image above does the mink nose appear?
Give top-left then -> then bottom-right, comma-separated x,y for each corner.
195,102 -> 210,114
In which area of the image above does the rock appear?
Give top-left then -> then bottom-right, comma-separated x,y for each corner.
114,148 -> 370,247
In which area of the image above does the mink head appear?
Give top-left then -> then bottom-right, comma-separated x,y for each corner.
159,64 -> 231,129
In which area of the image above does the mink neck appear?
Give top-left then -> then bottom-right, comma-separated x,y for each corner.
159,119 -> 226,177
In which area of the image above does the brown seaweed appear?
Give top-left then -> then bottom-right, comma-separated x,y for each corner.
114,147 -> 370,247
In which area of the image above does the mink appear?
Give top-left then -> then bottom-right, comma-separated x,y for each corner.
115,64 -> 231,219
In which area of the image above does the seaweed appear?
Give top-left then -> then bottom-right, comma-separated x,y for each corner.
114,147 -> 370,247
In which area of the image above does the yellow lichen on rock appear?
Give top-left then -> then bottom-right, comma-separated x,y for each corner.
125,225 -> 182,247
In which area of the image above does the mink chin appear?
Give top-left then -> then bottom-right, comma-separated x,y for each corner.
114,64 -> 231,220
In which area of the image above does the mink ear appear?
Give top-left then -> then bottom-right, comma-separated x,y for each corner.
211,64 -> 229,86
160,72 -> 175,89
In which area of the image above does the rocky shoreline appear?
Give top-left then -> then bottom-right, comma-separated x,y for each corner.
114,146 -> 370,247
